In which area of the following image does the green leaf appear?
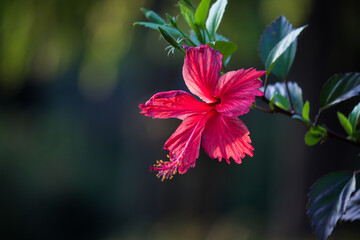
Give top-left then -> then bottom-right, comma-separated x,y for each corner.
181,0 -> 196,10
179,3 -> 203,43
303,100 -> 310,122
158,27 -> 185,54
307,172 -> 356,240
195,0 -> 211,29
319,73 -> 360,110
348,102 -> 360,131
206,0 -> 228,39
264,82 -> 303,113
274,93 -> 290,110
141,8 -> 166,24
259,16 -> 300,79
341,189 -> 360,222
337,112 -> 353,136
305,131 -> 323,146
207,40 -> 237,65
305,126 -> 327,146
265,25 -> 307,76
134,22 -> 182,36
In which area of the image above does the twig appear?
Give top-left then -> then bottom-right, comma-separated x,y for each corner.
256,96 -> 360,148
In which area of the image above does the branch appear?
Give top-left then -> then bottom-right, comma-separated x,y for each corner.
256,96 -> 360,148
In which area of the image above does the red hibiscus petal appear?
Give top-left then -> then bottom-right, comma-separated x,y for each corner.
183,45 -> 222,103
139,90 -> 211,120
151,112 -> 212,180
202,113 -> 254,164
214,68 -> 265,117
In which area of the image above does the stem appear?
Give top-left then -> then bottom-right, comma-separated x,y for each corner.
256,96 -> 360,148
314,109 -> 322,126
252,104 -> 274,114
205,28 -> 212,42
284,78 -> 295,113
263,74 -> 269,94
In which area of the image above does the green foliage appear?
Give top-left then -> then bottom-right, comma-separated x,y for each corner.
305,126 -> 327,146
349,102 -> 360,131
264,82 -> 304,113
206,0 -> 228,40
134,22 -> 182,36
265,25 -> 306,77
341,189 -> 360,221
207,40 -> 237,65
273,93 -> 289,110
179,3 -> 204,43
303,101 -> 310,122
158,27 -> 185,55
319,73 -> 360,110
337,112 -> 353,136
307,172 -> 356,240
195,0 -> 211,29
141,8 -> 166,24
259,16 -> 305,79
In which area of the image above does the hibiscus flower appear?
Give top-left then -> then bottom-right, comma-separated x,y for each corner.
139,45 -> 265,180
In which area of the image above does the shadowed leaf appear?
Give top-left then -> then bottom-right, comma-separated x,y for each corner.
307,172 -> 356,240
320,73 -> 360,110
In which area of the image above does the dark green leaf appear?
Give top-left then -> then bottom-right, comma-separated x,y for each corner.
319,73 -> 360,110
341,189 -> 360,221
158,27 -> 185,54
259,16 -> 298,79
206,0 -> 228,39
134,22 -> 181,36
195,0 -> 211,29
264,82 -> 303,113
265,25 -> 307,76
207,40 -> 237,65
303,100 -> 310,122
141,8 -> 166,24
307,172 -> 356,240
274,93 -> 289,110
348,102 -> 360,131
337,112 -> 353,136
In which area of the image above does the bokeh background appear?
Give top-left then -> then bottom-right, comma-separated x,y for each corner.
1,0 -> 360,239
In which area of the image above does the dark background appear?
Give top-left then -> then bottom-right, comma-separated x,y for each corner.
0,0 -> 360,239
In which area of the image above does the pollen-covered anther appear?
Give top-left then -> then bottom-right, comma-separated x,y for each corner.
150,155 -> 181,181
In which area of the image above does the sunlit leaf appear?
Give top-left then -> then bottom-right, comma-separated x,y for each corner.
341,189 -> 360,222
207,40 -> 237,65
179,3 -> 203,43
141,8 -> 166,24
319,73 -> 360,110
307,172 -> 356,240
195,0 -> 211,29
305,126 -> 327,146
348,102 -> 360,131
206,0 -> 227,39
134,22 -> 181,36
303,100 -> 310,122
265,25 -> 307,76
337,112 -> 353,136
259,16 -> 300,79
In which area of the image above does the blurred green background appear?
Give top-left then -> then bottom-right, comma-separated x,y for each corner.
1,0 -> 360,239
